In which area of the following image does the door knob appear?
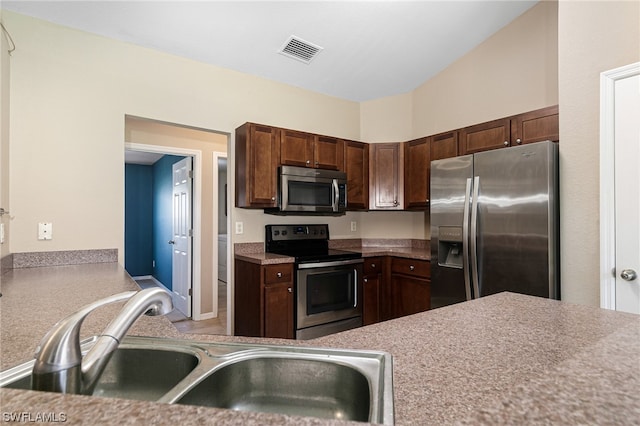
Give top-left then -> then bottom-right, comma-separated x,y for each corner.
620,269 -> 637,281
168,240 -> 175,245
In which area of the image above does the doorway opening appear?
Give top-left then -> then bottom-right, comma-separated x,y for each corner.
124,115 -> 229,329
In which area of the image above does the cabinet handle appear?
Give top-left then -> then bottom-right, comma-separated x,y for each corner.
306,160 -> 310,165
393,200 -> 399,206
409,265 -> 415,271
503,141 -> 509,146
363,278 -> 368,283
271,196 -> 276,201
516,138 -> 522,145
287,287 -> 292,293
276,272 -> 282,278
371,263 -> 376,268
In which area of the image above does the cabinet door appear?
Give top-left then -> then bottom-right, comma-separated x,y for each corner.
458,118 -> 511,155
391,274 -> 430,318
363,274 -> 380,326
264,282 -> 294,339
430,131 -> 458,161
314,135 -> 344,170
344,141 -> 369,210
280,128 -> 313,168
235,123 -> 279,208
363,257 -> 384,326
370,143 -> 404,210
404,137 -> 430,209
390,258 -> 431,318
511,105 -> 559,145
233,260 -> 261,337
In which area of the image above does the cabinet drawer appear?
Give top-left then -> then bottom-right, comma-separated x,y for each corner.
363,257 -> 384,275
264,264 -> 293,284
391,258 -> 430,278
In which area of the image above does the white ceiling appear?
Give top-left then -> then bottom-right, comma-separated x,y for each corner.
3,1 -> 538,102
124,150 -> 165,165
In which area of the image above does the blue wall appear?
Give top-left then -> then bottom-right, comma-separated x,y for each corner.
152,155 -> 185,290
124,164 -> 154,276
124,155 -> 185,289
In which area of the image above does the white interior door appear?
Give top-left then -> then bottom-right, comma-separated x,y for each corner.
614,72 -> 640,313
172,157 -> 192,317
600,62 -> 640,314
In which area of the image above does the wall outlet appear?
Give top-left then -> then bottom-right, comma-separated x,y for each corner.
235,221 -> 244,234
350,221 -> 357,232
38,222 -> 52,240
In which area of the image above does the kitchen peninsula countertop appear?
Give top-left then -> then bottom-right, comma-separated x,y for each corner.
235,239 -> 430,265
1,263 -> 639,425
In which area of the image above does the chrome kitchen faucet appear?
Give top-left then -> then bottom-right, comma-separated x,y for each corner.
31,287 -> 173,394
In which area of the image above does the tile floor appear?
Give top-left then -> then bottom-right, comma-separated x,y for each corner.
135,278 -> 228,335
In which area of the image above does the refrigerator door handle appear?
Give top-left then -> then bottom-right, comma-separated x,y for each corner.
470,176 -> 480,299
462,178 -> 473,301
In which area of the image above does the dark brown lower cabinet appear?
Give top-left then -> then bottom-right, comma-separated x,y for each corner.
363,257 -> 384,325
234,260 -> 294,339
389,257 -> 431,319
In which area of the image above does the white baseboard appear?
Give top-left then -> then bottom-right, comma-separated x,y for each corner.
198,312 -> 215,320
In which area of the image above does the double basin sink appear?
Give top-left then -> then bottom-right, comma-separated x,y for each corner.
0,336 -> 394,424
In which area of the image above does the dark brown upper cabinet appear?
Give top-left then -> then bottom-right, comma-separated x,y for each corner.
404,137 -> 430,210
280,130 -> 344,171
369,143 -> 404,210
344,140 -> 369,210
235,123 -> 280,208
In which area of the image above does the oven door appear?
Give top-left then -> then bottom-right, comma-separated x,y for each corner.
296,258 -> 363,330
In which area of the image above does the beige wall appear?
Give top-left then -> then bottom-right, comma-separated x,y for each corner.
0,10 -> 10,264
5,11 -> 360,255
558,0 -> 640,306
5,11 -> 360,316
411,0 -> 559,137
357,1 -> 559,241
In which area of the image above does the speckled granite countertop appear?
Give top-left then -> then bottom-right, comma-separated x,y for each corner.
235,239 -> 430,265
2,263 -> 639,425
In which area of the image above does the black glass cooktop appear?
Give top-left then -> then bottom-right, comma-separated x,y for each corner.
265,224 -> 361,264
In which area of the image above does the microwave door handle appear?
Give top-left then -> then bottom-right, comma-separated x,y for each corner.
333,179 -> 339,212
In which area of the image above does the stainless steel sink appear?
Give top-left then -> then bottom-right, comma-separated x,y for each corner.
174,353 -> 373,422
0,336 -> 394,424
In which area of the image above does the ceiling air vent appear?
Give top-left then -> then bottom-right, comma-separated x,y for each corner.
278,35 -> 323,64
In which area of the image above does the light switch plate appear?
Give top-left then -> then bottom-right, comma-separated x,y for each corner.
38,222 -> 52,240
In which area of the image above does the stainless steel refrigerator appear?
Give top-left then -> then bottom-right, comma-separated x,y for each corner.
430,141 -> 559,309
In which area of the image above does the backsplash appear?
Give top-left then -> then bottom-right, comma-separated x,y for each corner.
8,249 -> 118,269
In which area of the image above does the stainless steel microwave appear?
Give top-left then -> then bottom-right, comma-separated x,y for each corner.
273,166 -> 347,215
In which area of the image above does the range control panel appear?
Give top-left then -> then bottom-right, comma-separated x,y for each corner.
266,224 -> 329,242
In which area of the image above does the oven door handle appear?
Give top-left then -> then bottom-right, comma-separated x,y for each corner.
296,258 -> 364,269
353,268 -> 358,308
333,178 -> 339,213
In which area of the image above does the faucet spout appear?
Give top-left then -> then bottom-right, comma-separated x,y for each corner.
31,287 -> 173,394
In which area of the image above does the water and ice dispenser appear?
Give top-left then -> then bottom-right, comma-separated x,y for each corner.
437,226 -> 464,268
